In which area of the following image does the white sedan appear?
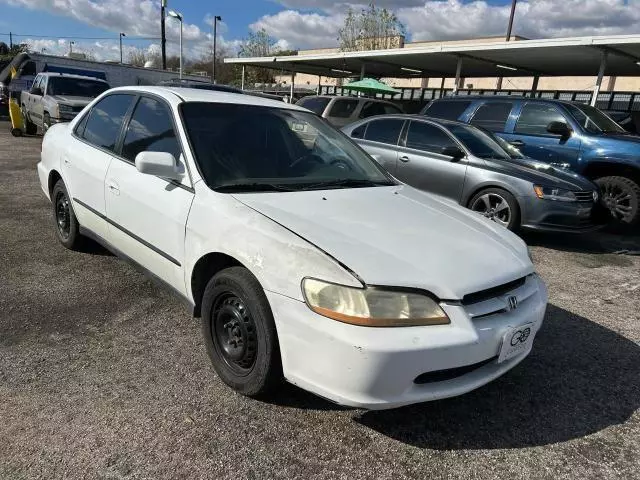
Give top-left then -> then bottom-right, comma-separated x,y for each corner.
37,86 -> 548,410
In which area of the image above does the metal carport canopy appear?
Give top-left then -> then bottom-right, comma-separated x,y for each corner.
224,35 -> 640,78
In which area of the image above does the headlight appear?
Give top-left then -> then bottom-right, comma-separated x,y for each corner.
58,104 -> 73,112
302,278 -> 450,327
533,185 -> 577,202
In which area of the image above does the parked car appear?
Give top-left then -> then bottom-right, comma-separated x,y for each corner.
343,115 -> 600,232
296,95 -> 403,127
21,72 -> 110,133
37,86 -> 547,410
602,110 -> 639,134
421,97 -> 640,226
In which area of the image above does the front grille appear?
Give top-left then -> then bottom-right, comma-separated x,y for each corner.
414,356 -> 497,384
72,105 -> 85,113
461,277 -> 526,306
573,190 -> 595,203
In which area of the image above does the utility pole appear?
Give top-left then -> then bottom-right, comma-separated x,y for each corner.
496,0 -> 517,90
9,32 -> 12,48
212,15 -> 221,84
69,41 -> 75,55
119,32 -> 126,64
161,0 -> 167,69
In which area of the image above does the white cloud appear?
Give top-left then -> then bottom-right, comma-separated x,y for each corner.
250,10 -> 344,50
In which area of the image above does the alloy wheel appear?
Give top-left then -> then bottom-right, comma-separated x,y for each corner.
600,181 -> 634,222
471,193 -> 511,227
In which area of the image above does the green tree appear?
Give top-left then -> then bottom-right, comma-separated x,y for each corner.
339,3 -> 405,52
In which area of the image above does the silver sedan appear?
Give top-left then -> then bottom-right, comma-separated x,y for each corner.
342,115 -> 601,232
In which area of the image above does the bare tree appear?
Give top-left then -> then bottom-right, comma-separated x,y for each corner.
238,28 -> 283,85
339,3 -> 405,52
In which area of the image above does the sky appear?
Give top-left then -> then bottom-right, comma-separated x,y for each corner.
0,0 -> 639,62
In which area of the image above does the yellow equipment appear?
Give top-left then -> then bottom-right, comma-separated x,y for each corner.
9,96 -> 24,137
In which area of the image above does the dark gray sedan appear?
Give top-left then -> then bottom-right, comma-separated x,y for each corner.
342,115 -> 600,232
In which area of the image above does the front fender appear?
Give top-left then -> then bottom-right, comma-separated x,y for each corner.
184,185 -> 361,303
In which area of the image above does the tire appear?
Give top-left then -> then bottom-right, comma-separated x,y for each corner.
21,105 -> 37,135
43,113 -> 51,134
11,128 -> 22,137
595,176 -> 640,227
201,267 -> 282,397
51,180 -> 84,250
468,187 -> 521,231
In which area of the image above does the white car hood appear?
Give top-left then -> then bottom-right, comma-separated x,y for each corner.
234,185 -> 533,300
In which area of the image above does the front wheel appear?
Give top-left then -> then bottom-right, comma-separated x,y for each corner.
595,176 -> 640,227
22,105 -> 37,135
43,113 -> 51,134
201,267 -> 282,397
469,188 -> 521,231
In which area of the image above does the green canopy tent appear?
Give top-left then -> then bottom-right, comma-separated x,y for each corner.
342,78 -> 401,96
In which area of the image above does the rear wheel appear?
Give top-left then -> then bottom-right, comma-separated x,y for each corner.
595,176 -> 640,227
469,188 -> 521,231
201,267 -> 282,397
51,180 -> 84,250
43,113 -> 51,134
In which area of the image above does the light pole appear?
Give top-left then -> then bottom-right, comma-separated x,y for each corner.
161,0 -> 167,69
496,0 -> 517,90
168,10 -> 183,79
212,15 -> 221,84
68,41 -> 75,55
119,32 -> 126,64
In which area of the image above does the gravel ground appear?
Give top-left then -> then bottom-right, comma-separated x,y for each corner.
0,121 -> 639,480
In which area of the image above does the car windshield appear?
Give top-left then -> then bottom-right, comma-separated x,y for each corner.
180,102 -> 395,192
444,123 -> 511,160
564,103 -> 625,134
48,77 -> 109,97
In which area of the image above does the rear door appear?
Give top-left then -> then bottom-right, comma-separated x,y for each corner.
503,102 -> 581,168
105,95 -> 194,294
64,93 -> 135,240
27,75 -> 44,126
394,120 -> 468,201
348,118 -> 405,174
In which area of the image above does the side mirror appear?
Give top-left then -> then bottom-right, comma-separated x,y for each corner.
546,121 -> 571,137
441,145 -> 465,161
31,87 -> 43,96
135,151 -> 181,180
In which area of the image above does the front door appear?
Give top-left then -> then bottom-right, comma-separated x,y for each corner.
394,120 -> 467,201
352,118 -> 406,175
502,102 -> 582,169
105,95 -> 194,294
63,93 -> 135,239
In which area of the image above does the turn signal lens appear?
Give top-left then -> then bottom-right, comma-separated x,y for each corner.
302,278 -> 450,327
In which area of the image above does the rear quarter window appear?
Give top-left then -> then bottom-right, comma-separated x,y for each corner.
328,99 -> 360,118
423,100 -> 471,120
297,97 -> 331,115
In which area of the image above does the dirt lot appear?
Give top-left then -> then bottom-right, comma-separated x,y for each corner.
0,120 -> 639,480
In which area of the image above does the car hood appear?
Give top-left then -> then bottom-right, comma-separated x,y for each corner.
51,95 -> 93,106
484,156 -> 596,191
233,185 -> 533,300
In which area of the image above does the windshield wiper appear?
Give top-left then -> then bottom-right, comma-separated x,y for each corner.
214,182 -> 297,193
300,178 -> 394,190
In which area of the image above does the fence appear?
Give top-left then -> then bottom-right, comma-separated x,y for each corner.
318,86 -> 640,113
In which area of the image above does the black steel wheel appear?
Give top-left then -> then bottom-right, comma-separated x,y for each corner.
51,180 -> 83,250
201,267 -> 282,397
43,113 -> 51,134
595,176 -> 640,227
21,105 -> 37,135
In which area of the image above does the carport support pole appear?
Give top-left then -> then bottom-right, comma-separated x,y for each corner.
360,63 -> 366,80
531,76 -> 539,97
591,51 -> 608,107
453,57 -> 463,95
290,71 -> 295,102
241,65 -> 245,90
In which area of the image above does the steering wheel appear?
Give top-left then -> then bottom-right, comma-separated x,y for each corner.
289,153 -> 324,170
329,158 -> 353,171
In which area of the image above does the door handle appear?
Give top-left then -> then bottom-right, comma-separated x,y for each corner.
63,157 -> 70,165
400,155 -> 410,163
510,140 -> 525,148
107,181 -> 120,195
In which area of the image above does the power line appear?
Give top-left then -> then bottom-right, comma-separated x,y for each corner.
0,32 -> 162,41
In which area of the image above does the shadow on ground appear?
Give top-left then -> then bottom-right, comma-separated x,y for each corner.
353,304 -> 639,449
522,228 -> 640,255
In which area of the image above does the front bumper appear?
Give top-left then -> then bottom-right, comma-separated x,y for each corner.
519,195 -> 602,232
267,274 -> 548,410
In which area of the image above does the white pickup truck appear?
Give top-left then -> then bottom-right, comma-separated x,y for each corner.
21,72 -> 110,134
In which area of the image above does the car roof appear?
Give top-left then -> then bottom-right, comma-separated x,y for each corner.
38,72 -> 108,82
107,85 -> 307,111
430,95 -> 582,107
351,113 -> 471,128
302,95 -> 394,103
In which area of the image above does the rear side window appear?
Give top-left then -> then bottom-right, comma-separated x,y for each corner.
360,102 -> 402,119
515,103 -> 569,136
350,123 -> 368,138
470,102 -> 513,132
329,99 -> 359,118
364,119 -> 404,145
424,100 -> 471,120
81,94 -> 133,151
406,121 -> 456,154
296,97 -> 330,115
122,97 -> 181,161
